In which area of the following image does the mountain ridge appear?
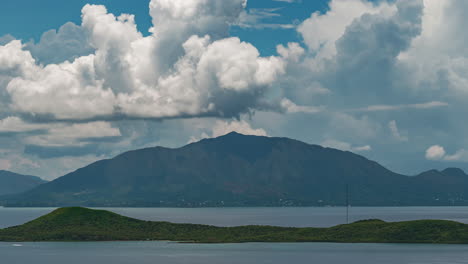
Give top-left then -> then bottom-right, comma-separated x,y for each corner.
0,170 -> 47,196
2,132 -> 468,207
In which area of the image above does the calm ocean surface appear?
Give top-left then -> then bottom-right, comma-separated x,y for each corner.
3,207 -> 468,263
2,242 -> 468,264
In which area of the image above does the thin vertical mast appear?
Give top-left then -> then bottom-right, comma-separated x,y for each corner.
346,184 -> 349,224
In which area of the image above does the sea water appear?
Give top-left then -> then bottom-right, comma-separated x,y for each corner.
1,242 -> 468,264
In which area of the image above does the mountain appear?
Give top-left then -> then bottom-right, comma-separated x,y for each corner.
410,168 -> 468,204
0,171 -> 47,196
2,207 -> 468,244
3,132 -> 468,207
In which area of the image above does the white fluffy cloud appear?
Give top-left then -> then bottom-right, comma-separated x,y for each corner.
0,40 -> 36,93
398,0 -> 468,94
298,0 -> 394,61
25,22 -> 94,64
1,0 -> 287,121
276,42 -> 305,62
425,145 -> 468,163
425,145 -> 446,160
6,54 -> 116,120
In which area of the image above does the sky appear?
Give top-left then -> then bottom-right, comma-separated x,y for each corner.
0,0 -> 466,180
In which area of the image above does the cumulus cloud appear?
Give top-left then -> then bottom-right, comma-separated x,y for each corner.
425,145 -> 468,162
293,0 -> 468,110
281,0 -> 426,111
3,41 -> 116,120
276,42 -> 305,62
25,22 -> 94,64
425,145 -> 446,160
0,0 -> 439,125
0,0 -> 287,121
324,0 -> 422,102
148,0 -> 247,71
297,0 -> 394,61
398,0 -> 468,94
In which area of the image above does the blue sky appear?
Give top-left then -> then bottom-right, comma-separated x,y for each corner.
0,0 -> 153,40
0,0 -> 330,56
0,0 -> 467,179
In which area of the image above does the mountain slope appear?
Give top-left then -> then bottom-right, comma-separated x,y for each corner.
3,132 -> 468,206
0,171 -> 47,196
409,168 -> 468,204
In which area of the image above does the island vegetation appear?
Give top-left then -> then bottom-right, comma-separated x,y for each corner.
1,207 -> 468,244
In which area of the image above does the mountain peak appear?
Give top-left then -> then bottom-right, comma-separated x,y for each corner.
218,131 -> 256,139
191,131 -> 251,145
225,131 -> 244,136
442,168 -> 467,177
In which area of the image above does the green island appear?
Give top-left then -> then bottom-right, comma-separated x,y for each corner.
1,207 -> 468,244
